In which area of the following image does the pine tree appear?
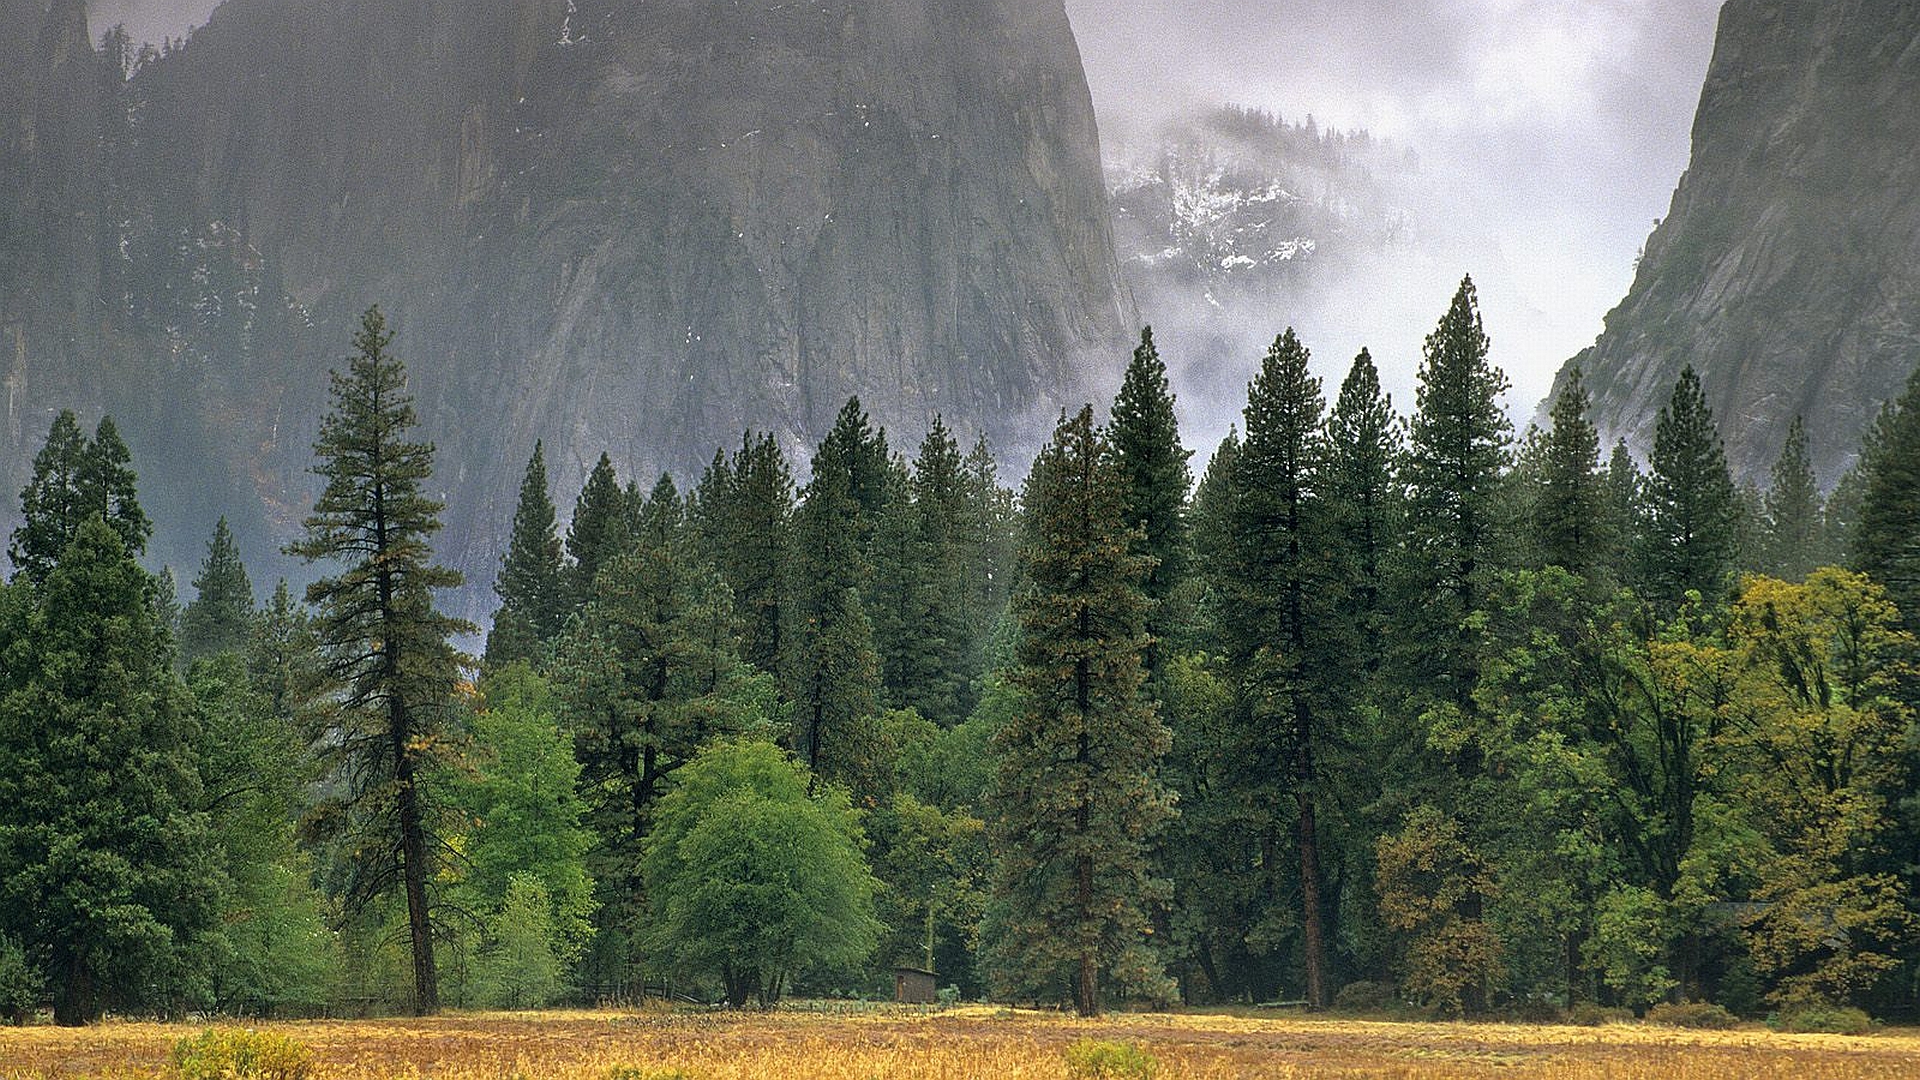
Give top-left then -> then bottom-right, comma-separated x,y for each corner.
1855,368 -> 1920,635
1762,417 -> 1822,581
179,517 -> 255,664
689,432 -> 794,673
1636,366 -> 1739,609
817,397 -> 894,542
1224,329 -> 1340,1009
987,406 -> 1172,1017
486,442 -> 567,668
1604,440 -> 1644,566
960,436 -> 1018,659
82,416 -> 151,558
890,417 -> 977,725
782,458 -> 882,798
1401,277 -> 1512,707
0,516 -> 217,1024
285,307 -> 470,1015
1109,328 -> 1194,689
1323,349 -> 1403,673
566,452 -> 629,606
8,411 -> 152,582
8,410 -> 88,582
1533,367 -> 1607,579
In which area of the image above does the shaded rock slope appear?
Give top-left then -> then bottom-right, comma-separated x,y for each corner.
1554,0 -> 1920,486
0,0 -> 1132,612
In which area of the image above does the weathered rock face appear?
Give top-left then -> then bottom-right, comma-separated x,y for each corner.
0,0 -> 1132,613
1554,0 -> 1920,486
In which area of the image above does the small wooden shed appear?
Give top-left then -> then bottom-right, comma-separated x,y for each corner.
893,966 -> 938,1004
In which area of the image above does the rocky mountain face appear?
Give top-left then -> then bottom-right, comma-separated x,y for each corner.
1554,0 -> 1920,486
0,0 -> 1132,614
1104,107 -> 1421,430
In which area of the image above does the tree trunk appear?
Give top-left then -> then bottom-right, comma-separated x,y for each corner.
1296,787 -> 1327,1010
53,954 -> 94,1026
394,716 -> 439,1015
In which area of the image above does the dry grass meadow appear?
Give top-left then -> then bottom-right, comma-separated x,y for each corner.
6,1005 -> 1920,1079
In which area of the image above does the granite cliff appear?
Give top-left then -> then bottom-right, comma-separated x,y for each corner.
1554,0 -> 1920,486
0,0 -> 1133,612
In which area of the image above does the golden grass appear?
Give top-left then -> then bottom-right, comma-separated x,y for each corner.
5,1005 -> 1920,1079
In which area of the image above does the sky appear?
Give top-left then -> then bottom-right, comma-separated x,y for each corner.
1066,0 -> 1728,424
88,0 -> 1729,424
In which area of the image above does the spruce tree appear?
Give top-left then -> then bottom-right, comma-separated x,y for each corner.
486,441 -> 567,668
988,406 -> 1172,1017
1762,417 -> 1822,580
689,432 -> 794,673
1323,349 -> 1403,673
782,459 -> 882,798
1225,329 -> 1339,1009
0,517 -> 217,1024
1401,277 -> 1512,708
1636,366 -> 1739,609
892,417 -> 977,725
1604,440 -> 1644,567
553,476 -> 750,989
179,517 -> 255,664
960,436 -> 1018,652
285,307 -> 469,1015
566,452 -> 629,606
816,397 -> 894,541
82,416 -> 151,558
8,410 -> 88,582
9,412 -> 151,581
1533,367 -> 1607,579
1855,369 -> 1920,634
1109,327 -> 1194,689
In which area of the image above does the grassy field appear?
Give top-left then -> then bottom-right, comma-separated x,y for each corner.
5,1006 -> 1920,1079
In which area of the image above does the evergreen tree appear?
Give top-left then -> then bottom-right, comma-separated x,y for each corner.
486,442 -> 566,668
285,307 -> 470,1015
1224,329 -> 1339,1008
960,437 -> 1018,661
816,397 -> 894,542
8,412 -> 152,582
1762,417 -> 1822,580
1400,276 -> 1512,709
0,517 -> 217,1024
553,478 -> 759,987
1636,366 -> 1739,609
1109,327 -> 1194,688
1855,368 -> 1920,636
987,407 -> 1172,1017
7,410 -> 88,582
782,459 -> 883,799
887,417 -> 978,725
690,432 -> 794,673
82,416 -> 151,558
1323,349 -> 1403,673
1604,440 -> 1644,565
1532,367 -> 1608,580
566,452 -> 629,606
179,517 -> 255,664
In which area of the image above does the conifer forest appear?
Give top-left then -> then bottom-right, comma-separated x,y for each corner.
8,277 -> 1920,1038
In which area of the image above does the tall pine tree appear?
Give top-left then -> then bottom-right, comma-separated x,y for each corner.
486,441 -> 567,668
690,432 -> 794,673
1109,327 -> 1194,688
1636,366 -> 1739,609
286,307 -> 470,1015
1400,277 -> 1512,710
1323,349 -> 1403,675
987,406 -> 1172,1017
1225,329 -> 1339,1009
1532,367 -> 1607,579
8,411 -> 151,581
1762,417 -> 1822,581
567,452 -> 630,607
